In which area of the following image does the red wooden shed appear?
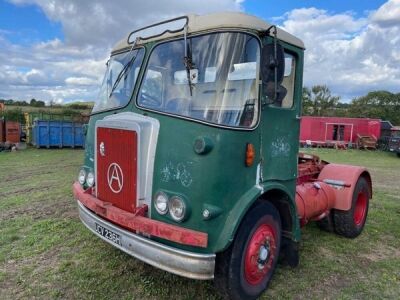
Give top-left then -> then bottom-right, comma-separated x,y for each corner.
300,116 -> 381,147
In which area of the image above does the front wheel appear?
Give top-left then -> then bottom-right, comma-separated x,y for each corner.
214,202 -> 281,300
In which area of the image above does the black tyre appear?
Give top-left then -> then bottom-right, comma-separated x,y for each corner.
316,214 -> 334,232
333,177 -> 370,238
214,202 -> 281,300
396,152 -> 400,158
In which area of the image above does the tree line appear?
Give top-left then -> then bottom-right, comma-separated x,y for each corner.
1,89 -> 399,125
302,86 -> 400,125
0,98 -> 46,107
0,98 -> 93,110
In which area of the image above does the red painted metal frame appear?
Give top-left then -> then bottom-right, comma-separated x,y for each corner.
73,182 -> 208,248
297,153 -> 326,185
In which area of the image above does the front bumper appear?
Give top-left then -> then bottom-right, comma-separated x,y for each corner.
78,202 -> 215,279
75,183 -> 215,280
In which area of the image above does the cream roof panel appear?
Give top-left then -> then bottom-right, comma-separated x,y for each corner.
111,12 -> 304,53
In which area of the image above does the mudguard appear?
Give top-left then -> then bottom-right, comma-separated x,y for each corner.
214,181 -> 300,252
318,164 -> 372,211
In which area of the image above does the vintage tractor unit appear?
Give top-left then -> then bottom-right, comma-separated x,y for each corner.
74,13 -> 372,299
388,126 -> 400,157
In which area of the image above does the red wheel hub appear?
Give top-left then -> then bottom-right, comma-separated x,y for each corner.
353,191 -> 367,226
244,224 -> 277,285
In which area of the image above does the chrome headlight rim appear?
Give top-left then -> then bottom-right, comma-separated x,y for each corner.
86,171 -> 95,187
168,195 -> 186,222
154,191 -> 169,215
78,169 -> 86,185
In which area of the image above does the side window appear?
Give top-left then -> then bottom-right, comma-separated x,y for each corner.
138,69 -> 163,108
281,53 -> 296,108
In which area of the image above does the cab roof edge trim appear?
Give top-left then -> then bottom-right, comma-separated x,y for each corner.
112,12 -> 305,52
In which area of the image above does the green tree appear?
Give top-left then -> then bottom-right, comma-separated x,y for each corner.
348,91 -> 400,125
0,108 -> 24,122
302,85 -> 340,116
36,100 -> 45,107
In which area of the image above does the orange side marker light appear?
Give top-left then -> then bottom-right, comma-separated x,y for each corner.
245,143 -> 255,167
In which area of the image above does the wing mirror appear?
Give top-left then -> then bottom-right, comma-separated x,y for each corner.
261,40 -> 287,106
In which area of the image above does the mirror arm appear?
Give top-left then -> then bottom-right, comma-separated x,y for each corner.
264,25 -> 279,102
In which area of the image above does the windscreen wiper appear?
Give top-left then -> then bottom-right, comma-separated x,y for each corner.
109,52 -> 137,98
183,56 -> 195,96
183,26 -> 195,96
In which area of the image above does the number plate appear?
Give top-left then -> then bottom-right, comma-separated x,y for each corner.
95,223 -> 121,245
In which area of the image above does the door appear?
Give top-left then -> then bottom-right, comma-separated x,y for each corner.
261,49 -> 301,182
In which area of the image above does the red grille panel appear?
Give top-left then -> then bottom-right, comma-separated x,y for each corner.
96,127 -> 137,213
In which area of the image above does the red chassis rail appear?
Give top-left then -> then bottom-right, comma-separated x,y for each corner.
73,182 -> 208,248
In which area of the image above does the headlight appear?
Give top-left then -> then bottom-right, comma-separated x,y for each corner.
78,169 -> 86,185
86,171 -> 95,187
168,196 -> 186,222
154,192 -> 168,215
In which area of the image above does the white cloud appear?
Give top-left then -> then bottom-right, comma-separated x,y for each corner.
372,0 -> 400,27
1,0 -> 399,103
65,76 -> 99,86
9,0 -> 242,47
279,1 -> 400,100
1,0 -> 241,102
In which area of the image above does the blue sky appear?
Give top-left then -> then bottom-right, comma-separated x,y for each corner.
0,0 -> 387,44
0,0 -> 399,103
244,0 -> 388,19
0,1 -> 63,45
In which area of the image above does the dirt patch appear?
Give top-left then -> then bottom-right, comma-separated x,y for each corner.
0,246 -> 75,299
0,164 -> 77,183
0,196 -> 78,222
360,244 -> 400,262
0,183 -> 60,198
317,246 -> 336,258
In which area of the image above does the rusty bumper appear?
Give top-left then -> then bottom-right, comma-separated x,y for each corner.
73,182 -> 208,248
77,201 -> 215,279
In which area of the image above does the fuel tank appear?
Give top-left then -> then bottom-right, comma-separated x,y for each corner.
295,181 -> 336,226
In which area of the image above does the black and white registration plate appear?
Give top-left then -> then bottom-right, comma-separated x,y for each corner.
95,223 -> 121,245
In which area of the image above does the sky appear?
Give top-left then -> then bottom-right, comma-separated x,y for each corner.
0,0 -> 399,104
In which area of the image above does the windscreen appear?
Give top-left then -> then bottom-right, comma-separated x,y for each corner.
137,32 -> 260,128
93,48 -> 145,113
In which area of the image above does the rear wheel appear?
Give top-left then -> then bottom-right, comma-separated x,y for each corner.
316,214 -> 334,232
333,177 -> 370,238
214,202 -> 281,300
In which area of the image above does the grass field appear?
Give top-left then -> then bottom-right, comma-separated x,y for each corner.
0,148 -> 399,299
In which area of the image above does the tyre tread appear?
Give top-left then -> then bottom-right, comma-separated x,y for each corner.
333,177 -> 369,238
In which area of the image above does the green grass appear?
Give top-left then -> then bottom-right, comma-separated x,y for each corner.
0,148 -> 399,299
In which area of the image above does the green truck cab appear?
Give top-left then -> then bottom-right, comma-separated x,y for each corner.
74,12 -> 372,299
